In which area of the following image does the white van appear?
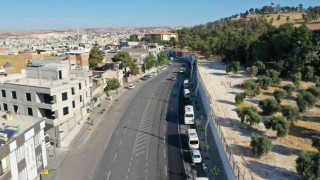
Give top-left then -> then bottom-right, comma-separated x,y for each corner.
183,89 -> 190,98
184,105 -> 194,124
183,79 -> 189,88
187,129 -> 199,149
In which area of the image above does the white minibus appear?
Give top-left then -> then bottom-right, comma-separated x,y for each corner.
183,79 -> 189,88
187,129 -> 199,149
184,105 -> 194,124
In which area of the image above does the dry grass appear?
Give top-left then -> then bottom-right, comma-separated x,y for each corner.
245,80 -> 320,154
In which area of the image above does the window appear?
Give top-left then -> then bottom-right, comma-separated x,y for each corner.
85,80 -> 87,86
59,70 -> 62,80
12,91 -> 17,99
18,167 -> 27,180
86,91 -> 88,97
79,83 -> 82,90
27,108 -> 33,116
34,133 -> 40,147
0,157 -> 10,176
62,92 -> 68,101
3,104 -> 7,111
16,145 -> 25,162
71,87 -> 75,95
80,95 -> 82,102
26,93 -> 31,101
36,154 -> 42,168
63,107 -> 69,115
1,90 -> 6,98
13,105 -> 18,113
72,101 -> 75,108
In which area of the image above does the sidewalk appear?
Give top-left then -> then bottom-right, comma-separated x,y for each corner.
44,87 -> 127,180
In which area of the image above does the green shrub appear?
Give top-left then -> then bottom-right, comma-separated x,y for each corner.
296,152 -> 320,179
273,89 -> 285,103
236,106 -> 261,126
296,91 -> 317,112
292,72 -> 302,87
266,69 -> 281,85
258,76 -> 272,90
281,105 -> 300,123
283,84 -> 295,95
306,86 -> 320,98
242,80 -> 260,96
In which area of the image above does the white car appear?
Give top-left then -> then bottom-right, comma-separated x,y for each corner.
171,76 -> 177,81
44,133 -> 51,148
152,71 -> 158,76
191,150 -> 202,163
127,84 -> 135,89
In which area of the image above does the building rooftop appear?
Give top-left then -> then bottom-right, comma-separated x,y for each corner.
0,111 -> 44,146
306,24 -> 320,31
145,31 -> 176,35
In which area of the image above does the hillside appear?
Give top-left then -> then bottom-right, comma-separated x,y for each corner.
245,12 -> 320,27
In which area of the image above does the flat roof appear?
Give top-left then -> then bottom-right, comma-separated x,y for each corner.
0,111 -> 43,146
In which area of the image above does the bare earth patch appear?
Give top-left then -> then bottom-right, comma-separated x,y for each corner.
198,60 -> 319,180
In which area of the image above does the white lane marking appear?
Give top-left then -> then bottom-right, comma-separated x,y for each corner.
129,162 -> 132,167
135,145 -> 146,152
113,153 -> 117,162
136,141 -> 146,147
136,151 -> 145,156
127,168 -> 130,173
124,128 -> 127,134
164,149 -> 166,158
107,171 -> 111,180
163,136 -> 166,144
165,165 -> 168,176
119,139 -> 123,147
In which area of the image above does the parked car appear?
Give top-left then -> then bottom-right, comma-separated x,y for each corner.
44,133 -> 51,148
191,150 -> 202,163
152,71 -> 158,76
127,84 -> 135,89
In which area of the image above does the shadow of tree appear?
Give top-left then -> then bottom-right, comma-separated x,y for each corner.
247,160 -> 300,180
217,99 -> 234,106
229,144 -> 252,158
272,144 -> 301,156
300,115 -> 320,123
289,124 -> 318,138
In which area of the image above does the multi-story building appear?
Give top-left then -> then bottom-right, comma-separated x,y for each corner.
65,50 -> 90,71
0,63 -> 92,146
0,111 -> 47,180
144,32 -> 177,41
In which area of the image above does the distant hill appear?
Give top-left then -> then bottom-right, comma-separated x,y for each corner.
243,12 -> 320,27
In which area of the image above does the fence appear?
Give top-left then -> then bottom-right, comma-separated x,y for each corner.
195,63 -> 247,180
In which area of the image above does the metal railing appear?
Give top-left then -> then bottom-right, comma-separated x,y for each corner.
196,66 -> 247,180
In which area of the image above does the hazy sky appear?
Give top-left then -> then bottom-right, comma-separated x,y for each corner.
0,0 -> 318,30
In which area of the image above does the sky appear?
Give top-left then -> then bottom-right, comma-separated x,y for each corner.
0,0 -> 319,30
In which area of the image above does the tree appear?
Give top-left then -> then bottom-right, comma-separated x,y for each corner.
104,78 -> 121,93
307,86 -> 320,98
296,152 -> 320,179
302,66 -> 315,81
226,61 -> 240,74
169,37 -> 178,48
264,116 -> 290,137
242,80 -> 261,96
296,91 -> 317,112
158,51 -> 168,66
283,84 -> 295,95
89,47 -> 104,68
312,134 -> 320,151
250,136 -> 273,158
282,105 -> 300,123
236,106 -> 261,126
253,61 -> 266,74
248,66 -> 258,77
266,69 -> 281,85
113,51 -> 139,76
258,76 -> 272,90
277,15 -> 281,21
128,34 -> 139,41
144,53 -> 156,70
235,93 -> 246,105
292,72 -> 302,87
273,89 -> 285,103
259,98 -> 280,115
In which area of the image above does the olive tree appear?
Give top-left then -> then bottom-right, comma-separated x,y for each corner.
236,106 -> 261,126
264,116 -> 290,137
296,91 -> 317,112
250,136 -> 273,158
235,93 -> 246,105
242,80 -> 261,96
274,89 -> 285,103
259,98 -> 280,115
292,72 -> 302,87
296,152 -> 320,179
258,76 -> 272,90
283,84 -> 295,96
281,105 -> 300,124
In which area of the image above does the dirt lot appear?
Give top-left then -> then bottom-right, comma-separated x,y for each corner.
198,60 -> 319,180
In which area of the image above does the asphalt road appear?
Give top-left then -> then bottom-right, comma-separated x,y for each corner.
92,62 -> 185,180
